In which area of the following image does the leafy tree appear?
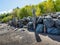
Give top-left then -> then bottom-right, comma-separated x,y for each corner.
43,0 -> 56,13
19,8 -> 29,19
12,7 -> 19,17
25,5 -> 33,16
55,0 -> 60,12
35,6 -> 41,16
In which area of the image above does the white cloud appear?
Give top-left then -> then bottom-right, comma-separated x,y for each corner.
0,9 -> 13,14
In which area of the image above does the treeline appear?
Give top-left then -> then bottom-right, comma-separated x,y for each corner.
0,0 -> 60,22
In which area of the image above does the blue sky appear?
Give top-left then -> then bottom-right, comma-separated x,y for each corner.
0,0 -> 44,13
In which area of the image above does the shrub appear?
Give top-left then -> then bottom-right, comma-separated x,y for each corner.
2,15 -> 13,23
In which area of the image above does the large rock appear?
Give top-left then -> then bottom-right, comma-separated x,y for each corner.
51,13 -> 58,18
12,17 -> 18,26
47,27 -> 60,35
43,18 -> 54,28
8,18 -> 23,28
55,19 -> 60,29
37,16 -> 43,24
17,20 -> 24,28
22,17 -> 29,25
45,15 -> 52,19
27,17 -> 33,22
8,21 -> 12,26
8,17 -> 18,27
36,24 -> 44,33
27,22 -> 34,31
57,15 -> 60,19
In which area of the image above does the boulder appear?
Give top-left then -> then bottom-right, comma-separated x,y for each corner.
22,17 -> 29,25
45,15 -> 52,19
27,17 -> 33,22
55,19 -> 60,29
27,22 -> 34,31
37,16 -> 43,24
51,13 -> 58,18
36,24 -> 44,33
11,17 -> 18,26
9,18 -> 23,28
47,27 -> 60,35
58,15 -> 60,19
8,21 -> 12,26
43,18 -> 54,28
17,21 -> 23,28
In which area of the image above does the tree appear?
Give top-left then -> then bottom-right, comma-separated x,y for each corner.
12,7 -> 19,17
25,5 -> 33,16
43,0 -> 56,13
35,6 -> 41,16
55,0 -> 60,12
19,8 -> 29,19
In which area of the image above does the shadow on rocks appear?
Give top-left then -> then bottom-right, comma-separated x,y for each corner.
40,33 -> 60,42
48,34 -> 60,42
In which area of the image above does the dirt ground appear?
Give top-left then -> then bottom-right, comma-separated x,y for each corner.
0,23 -> 60,45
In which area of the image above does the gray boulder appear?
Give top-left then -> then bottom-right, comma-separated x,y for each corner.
45,15 -> 52,19
37,16 -> 43,24
22,17 -> 29,25
36,24 -> 44,33
17,20 -> 23,28
55,19 -> 60,29
27,22 -> 34,31
27,16 -> 33,22
43,18 -> 54,28
58,15 -> 60,19
47,27 -> 60,35
51,14 -> 58,18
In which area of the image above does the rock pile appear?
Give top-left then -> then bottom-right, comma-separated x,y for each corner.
8,14 -> 60,35
27,14 -> 60,35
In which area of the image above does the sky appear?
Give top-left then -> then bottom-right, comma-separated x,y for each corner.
0,0 -> 44,14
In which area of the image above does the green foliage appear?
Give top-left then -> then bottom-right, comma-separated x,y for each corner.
55,0 -> 60,12
35,6 -> 42,16
0,0 -> 60,23
25,5 -> 33,16
11,0 -> 60,17
19,8 -> 29,19
2,15 -> 13,23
